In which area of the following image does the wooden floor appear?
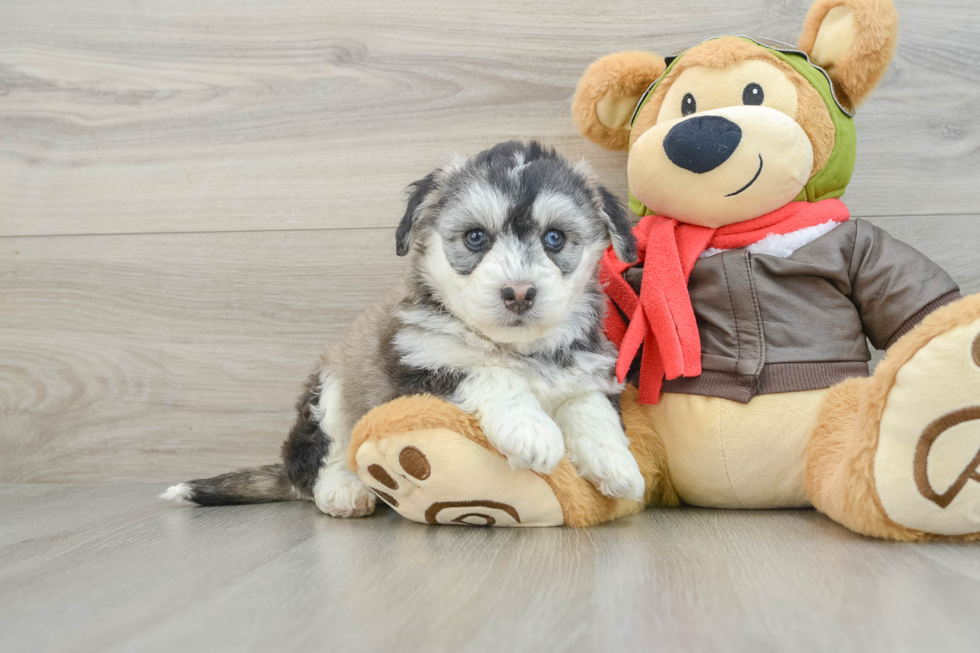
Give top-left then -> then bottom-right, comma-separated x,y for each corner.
2,1 -> 980,650
1,484 -> 979,653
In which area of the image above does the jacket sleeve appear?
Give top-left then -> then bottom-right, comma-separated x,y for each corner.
848,220 -> 961,350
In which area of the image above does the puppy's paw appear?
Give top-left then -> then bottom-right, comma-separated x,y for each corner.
595,456 -> 645,502
568,440 -> 645,502
314,469 -> 376,518
484,409 -> 565,475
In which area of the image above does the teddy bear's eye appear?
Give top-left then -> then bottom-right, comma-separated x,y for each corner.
681,93 -> 697,116
742,83 -> 764,106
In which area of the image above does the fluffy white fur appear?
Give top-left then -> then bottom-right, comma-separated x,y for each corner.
310,212 -> 642,515
313,458 -> 375,518
455,368 -> 567,474
556,392 -> 644,500
399,230 -> 642,498
455,184 -> 511,233
160,483 -> 193,502
313,374 -> 375,517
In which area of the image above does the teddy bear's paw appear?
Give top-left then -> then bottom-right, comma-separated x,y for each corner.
313,468 -> 377,518
874,317 -> 980,535
353,428 -> 564,527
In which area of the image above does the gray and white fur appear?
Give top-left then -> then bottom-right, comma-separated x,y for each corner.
162,141 -> 644,517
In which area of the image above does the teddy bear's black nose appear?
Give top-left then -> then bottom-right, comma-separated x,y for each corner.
663,115 -> 742,174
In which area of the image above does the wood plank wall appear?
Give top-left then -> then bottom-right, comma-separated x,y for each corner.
1,0 -> 978,483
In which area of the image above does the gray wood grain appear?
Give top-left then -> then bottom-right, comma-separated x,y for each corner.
1,484 -> 978,653
1,0 -> 978,238
2,217 -> 978,483
0,228 -> 406,483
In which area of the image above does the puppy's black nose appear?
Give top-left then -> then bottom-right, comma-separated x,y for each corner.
663,115 -> 742,174
501,284 -> 536,314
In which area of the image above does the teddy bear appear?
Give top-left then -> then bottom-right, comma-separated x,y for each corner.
346,0 -> 980,540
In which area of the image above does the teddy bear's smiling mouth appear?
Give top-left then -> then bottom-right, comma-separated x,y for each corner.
725,154 -> 764,197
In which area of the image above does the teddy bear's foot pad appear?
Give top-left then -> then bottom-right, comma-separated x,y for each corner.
354,428 -> 564,527
875,319 -> 980,535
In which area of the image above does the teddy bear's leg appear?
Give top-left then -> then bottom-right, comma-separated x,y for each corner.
618,385 -> 681,508
347,386 -> 677,527
805,294 -> 980,541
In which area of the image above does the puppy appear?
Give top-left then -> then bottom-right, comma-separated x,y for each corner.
163,141 -> 645,517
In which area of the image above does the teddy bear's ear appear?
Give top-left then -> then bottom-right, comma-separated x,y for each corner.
798,0 -> 899,111
573,51 -> 666,151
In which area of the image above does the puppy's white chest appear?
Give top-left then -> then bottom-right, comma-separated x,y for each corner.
525,375 -> 576,413
394,322 -> 620,411
517,359 -> 620,414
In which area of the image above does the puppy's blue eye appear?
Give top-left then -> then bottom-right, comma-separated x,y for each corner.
543,229 -> 565,252
464,229 -> 487,251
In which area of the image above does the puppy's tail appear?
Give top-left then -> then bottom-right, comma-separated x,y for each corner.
160,464 -> 301,506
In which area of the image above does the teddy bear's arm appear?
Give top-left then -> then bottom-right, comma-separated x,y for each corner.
846,220 -> 961,350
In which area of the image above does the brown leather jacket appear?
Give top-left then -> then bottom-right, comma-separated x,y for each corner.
625,219 -> 960,403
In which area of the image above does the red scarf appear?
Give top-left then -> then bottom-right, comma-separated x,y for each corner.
600,199 -> 850,404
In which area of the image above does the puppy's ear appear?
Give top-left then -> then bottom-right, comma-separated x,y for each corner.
395,171 -> 439,256
798,0 -> 899,111
597,187 -> 637,264
573,51 -> 666,151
